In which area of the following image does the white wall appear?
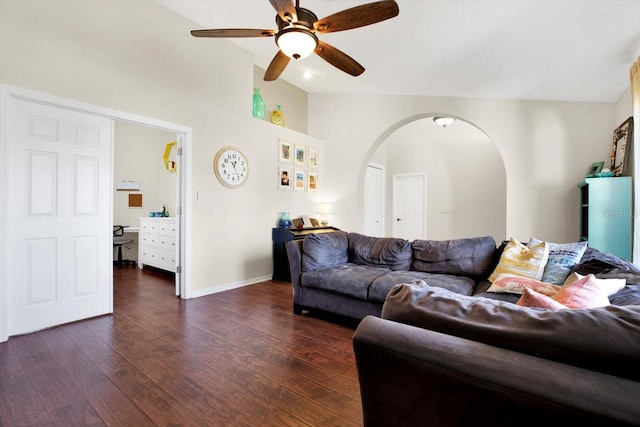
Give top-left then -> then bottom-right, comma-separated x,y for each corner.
0,0 -> 324,295
309,95 -> 617,244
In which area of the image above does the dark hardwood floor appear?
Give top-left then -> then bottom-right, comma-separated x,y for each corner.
0,267 -> 363,426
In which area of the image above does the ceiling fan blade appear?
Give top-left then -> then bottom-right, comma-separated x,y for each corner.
314,40 -> 365,77
264,50 -> 291,81
314,0 -> 399,34
268,0 -> 297,22
191,29 -> 275,38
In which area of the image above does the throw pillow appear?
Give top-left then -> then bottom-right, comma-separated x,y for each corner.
517,288 -> 567,311
487,274 -> 559,295
553,273 -> 610,309
527,237 -> 587,285
488,238 -> 549,282
564,272 -> 626,296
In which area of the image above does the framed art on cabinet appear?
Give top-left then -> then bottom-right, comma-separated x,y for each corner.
294,169 -> 306,191
308,172 -> 318,192
610,117 -> 633,176
279,166 -> 292,190
308,147 -> 318,169
278,139 -> 292,163
295,145 -> 306,166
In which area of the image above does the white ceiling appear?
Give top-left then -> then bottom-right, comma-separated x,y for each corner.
159,0 -> 640,103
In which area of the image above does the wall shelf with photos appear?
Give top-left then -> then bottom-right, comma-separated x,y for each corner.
278,138 -> 318,192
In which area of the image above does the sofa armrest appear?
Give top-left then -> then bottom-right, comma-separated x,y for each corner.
353,316 -> 640,427
285,240 -> 303,301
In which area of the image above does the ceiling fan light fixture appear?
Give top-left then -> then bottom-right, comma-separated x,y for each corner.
276,27 -> 318,60
433,117 -> 456,128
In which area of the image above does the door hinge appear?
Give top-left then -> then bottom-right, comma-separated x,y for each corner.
176,206 -> 182,215
176,266 -> 182,274
177,148 -> 183,156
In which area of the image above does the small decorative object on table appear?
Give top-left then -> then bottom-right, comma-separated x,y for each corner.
586,161 -> 604,177
278,212 -> 292,228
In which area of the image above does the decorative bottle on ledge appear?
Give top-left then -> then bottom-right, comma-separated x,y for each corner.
252,88 -> 266,119
270,104 -> 285,127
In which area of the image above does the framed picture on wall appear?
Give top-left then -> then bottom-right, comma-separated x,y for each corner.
294,169 -> 306,191
278,139 -> 292,163
610,117 -> 633,176
308,147 -> 318,169
278,166 -> 292,190
308,172 -> 318,192
295,145 -> 306,166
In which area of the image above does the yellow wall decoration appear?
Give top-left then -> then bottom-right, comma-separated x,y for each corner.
163,141 -> 177,172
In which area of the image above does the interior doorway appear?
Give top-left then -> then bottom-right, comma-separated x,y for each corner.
113,121 -> 181,296
360,114 -> 506,243
0,85 -> 192,343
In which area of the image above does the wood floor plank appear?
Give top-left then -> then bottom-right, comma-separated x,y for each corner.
0,268 -> 364,426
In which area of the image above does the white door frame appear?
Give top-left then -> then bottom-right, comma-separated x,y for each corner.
0,84 -> 193,343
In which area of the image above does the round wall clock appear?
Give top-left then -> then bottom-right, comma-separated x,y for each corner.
213,146 -> 249,188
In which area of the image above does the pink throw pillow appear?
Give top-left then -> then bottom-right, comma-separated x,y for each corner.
553,273 -> 610,309
517,288 -> 567,311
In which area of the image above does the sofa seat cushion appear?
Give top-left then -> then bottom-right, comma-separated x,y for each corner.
411,236 -> 496,278
369,271 -> 475,303
382,281 -> 640,382
301,264 -> 390,300
347,233 -> 412,270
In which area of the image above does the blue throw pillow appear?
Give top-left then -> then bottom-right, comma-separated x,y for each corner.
528,237 -> 587,285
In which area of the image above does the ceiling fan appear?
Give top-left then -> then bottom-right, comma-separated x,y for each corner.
191,0 -> 399,81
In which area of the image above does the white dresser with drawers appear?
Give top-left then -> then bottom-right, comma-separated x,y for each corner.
138,217 -> 176,273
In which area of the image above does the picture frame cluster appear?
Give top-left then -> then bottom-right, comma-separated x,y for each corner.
278,139 -> 318,192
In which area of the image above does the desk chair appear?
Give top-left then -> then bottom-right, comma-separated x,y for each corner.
113,225 -> 135,268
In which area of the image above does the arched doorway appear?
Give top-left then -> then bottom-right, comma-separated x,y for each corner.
361,114 -> 507,242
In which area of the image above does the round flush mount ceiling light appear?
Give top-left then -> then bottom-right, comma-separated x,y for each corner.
433,117 -> 456,128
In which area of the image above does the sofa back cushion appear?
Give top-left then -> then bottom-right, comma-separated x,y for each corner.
348,233 -> 412,271
382,281 -> 640,382
411,236 -> 497,278
302,231 -> 349,272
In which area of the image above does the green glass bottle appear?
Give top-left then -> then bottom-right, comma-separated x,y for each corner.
252,88 -> 266,119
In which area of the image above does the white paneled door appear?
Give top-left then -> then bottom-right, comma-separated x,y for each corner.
7,97 -> 112,336
392,173 -> 426,241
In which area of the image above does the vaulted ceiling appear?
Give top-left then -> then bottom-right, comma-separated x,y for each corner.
159,0 -> 640,103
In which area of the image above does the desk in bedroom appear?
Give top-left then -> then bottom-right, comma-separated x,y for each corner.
272,226 -> 339,282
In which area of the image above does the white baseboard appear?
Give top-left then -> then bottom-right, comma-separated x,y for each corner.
186,275 -> 273,299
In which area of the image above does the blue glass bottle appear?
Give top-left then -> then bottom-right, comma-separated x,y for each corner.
278,212 -> 292,228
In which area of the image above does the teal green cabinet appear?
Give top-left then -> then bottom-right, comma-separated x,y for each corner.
578,177 -> 632,260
